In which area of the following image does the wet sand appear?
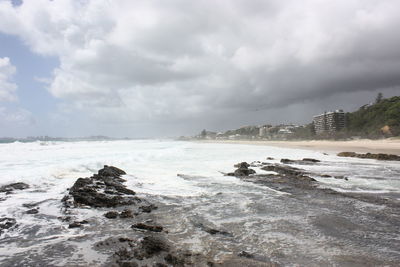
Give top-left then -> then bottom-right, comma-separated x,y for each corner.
197,139 -> 400,154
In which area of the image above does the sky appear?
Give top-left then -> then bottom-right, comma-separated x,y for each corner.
0,0 -> 400,138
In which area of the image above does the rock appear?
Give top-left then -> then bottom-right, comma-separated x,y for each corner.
98,165 -> 126,178
320,174 -> 332,178
104,211 -> 119,219
141,235 -> 170,255
120,209 -> 134,218
66,166 -> 139,208
280,158 -> 295,164
195,223 -> 232,237
238,251 -> 254,258
68,222 -> 82,228
228,162 -> 256,177
26,208 -> 39,214
261,164 -> 305,176
266,157 -> 274,160
0,182 -> 29,193
132,223 -> 163,232
139,204 -> 158,213
337,152 -> 400,161
234,162 -> 250,168
280,158 -> 320,165
334,175 -> 348,181
302,158 -> 320,163
0,217 -> 17,233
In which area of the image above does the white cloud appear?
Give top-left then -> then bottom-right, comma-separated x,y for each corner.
1,0 -> 400,133
0,57 -> 17,102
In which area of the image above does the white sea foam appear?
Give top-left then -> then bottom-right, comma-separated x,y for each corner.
1,140 -> 400,264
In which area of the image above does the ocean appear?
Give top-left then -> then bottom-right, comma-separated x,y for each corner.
1,140 -> 399,266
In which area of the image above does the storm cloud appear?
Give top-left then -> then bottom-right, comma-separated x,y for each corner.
1,0 -> 400,136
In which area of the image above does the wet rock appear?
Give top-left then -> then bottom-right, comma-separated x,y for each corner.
68,222 -> 82,228
195,223 -> 233,237
337,152 -> 400,161
98,165 -> 126,178
280,158 -> 295,164
132,223 -> 163,232
120,209 -> 134,218
139,204 -> 158,213
280,158 -> 320,165
228,162 -> 256,177
234,162 -> 250,168
238,251 -> 254,258
320,174 -> 332,178
302,158 -> 320,163
119,262 -> 138,267
0,182 -> 29,193
26,208 -> 39,214
0,217 -> 17,233
104,211 -> 119,219
334,175 -> 348,181
66,165 -> 140,208
141,235 -> 170,256
266,157 -> 274,160
261,164 -> 306,177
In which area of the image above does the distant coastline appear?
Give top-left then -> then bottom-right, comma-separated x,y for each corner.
194,138 -> 400,155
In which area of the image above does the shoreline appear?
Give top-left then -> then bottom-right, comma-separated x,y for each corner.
195,138 -> 400,155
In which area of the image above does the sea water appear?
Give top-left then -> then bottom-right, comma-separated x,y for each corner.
1,140 -> 399,265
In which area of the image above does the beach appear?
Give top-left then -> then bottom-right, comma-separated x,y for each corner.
1,140 -> 400,266
197,138 -> 400,154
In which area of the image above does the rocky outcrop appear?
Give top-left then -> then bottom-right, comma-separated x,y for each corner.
0,182 -> 29,193
337,152 -> 400,161
280,158 -> 320,165
0,217 -> 17,234
227,162 -> 256,177
63,165 -> 140,208
132,223 -> 163,232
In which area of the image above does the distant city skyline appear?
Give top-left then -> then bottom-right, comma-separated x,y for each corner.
1,0 -> 400,138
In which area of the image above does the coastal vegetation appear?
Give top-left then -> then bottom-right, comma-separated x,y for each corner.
195,95 -> 400,140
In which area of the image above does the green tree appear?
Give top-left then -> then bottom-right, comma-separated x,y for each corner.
375,92 -> 383,104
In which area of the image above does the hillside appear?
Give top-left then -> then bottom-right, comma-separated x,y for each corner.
346,96 -> 400,138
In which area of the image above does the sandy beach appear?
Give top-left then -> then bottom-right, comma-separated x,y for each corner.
198,138 -> 400,155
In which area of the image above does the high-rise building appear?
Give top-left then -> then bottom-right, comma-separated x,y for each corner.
313,110 -> 345,134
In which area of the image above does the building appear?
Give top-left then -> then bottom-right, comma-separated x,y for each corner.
313,110 -> 345,134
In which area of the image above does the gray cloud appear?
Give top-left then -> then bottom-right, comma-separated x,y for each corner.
1,0 -> 400,136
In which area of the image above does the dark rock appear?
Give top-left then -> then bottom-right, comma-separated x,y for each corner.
334,176 -> 348,181
195,223 -> 232,237
234,162 -> 250,168
119,262 -> 138,267
337,152 -> 400,161
66,166 -> 139,208
266,157 -> 274,160
104,211 -> 119,219
320,174 -> 332,178
139,204 -> 158,213
132,223 -> 163,232
68,222 -> 82,228
98,165 -> 126,177
261,164 -> 305,176
230,162 -> 256,176
120,209 -> 134,218
280,158 -> 295,164
0,217 -> 17,233
0,182 -> 29,193
302,158 -> 320,163
281,158 -> 320,165
26,208 -> 39,214
165,253 -> 185,266
141,235 -> 170,255
238,251 -> 254,258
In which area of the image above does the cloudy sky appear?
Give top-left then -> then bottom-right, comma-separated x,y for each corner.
1,0 -> 400,138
